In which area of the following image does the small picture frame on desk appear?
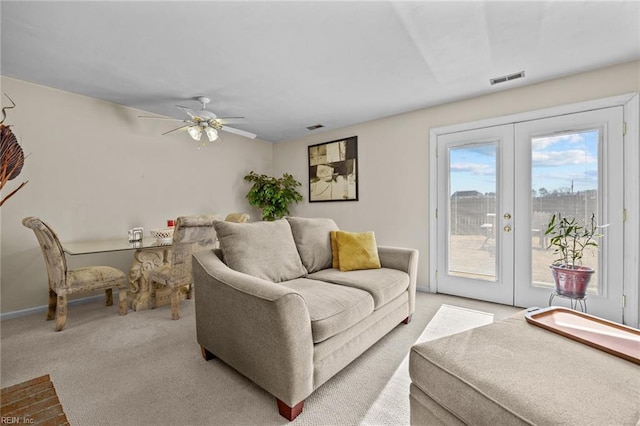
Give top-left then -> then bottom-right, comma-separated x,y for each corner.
128,227 -> 143,243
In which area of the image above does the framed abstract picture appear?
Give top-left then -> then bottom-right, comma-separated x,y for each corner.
308,136 -> 358,202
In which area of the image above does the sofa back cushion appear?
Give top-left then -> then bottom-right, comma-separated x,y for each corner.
214,219 -> 307,282
286,217 -> 339,273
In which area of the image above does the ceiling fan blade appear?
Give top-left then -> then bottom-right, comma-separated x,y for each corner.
221,126 -> 257,139
176,105 -> 197,118
138,115 -> 184,121
216,117 -> 247,125
162,124 -> 191,136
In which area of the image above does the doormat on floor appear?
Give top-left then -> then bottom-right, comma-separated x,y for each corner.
1,374 -> 69,425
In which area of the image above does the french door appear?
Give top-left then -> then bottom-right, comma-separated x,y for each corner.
436,124 -> 514,305
436,107 -> 624,322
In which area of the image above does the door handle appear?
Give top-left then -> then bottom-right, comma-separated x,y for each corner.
504,225 -> 512,232
504,213 -> 511,220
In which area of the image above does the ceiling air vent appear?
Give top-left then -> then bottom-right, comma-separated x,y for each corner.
490,71 -> 525,86
306,124 -> 324,131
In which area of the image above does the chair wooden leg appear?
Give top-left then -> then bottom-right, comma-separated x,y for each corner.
170,288 -> 180,320
105,288 -> 113,306
118,289 -> 128,316
55,294 -> 67,331
277,399 -> 304,421
186,283 -> 193,300
47,289 -> 57,321
402,315 -> 413,324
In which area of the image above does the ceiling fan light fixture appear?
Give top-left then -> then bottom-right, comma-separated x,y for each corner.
140,96 -> 257,142
187,126 -> 202,141
205,127 -> 219,142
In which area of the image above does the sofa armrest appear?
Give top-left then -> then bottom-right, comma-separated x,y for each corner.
378,246 -> 419,314
192,249 -> 314,407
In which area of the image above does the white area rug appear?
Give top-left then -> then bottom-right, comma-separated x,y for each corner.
361,304 -> 494,425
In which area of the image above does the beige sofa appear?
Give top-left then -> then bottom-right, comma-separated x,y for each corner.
409,310 -> 640,425
192,217 -> 418,420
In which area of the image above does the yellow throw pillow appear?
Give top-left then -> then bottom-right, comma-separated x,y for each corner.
330,230 -> 340,269
335,230 -> 381,272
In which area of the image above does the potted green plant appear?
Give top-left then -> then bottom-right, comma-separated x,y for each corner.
544,212 -> 603,298
244,171 -> 303,221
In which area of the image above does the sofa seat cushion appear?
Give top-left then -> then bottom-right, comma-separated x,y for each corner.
278,278 -> 374,343
409,311 -> 640,425
307,268 -> 409,310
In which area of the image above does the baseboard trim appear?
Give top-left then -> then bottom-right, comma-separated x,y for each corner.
0,293 -> 120,321
3,287 -> 431,320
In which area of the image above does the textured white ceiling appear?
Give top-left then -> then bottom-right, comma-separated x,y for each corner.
1,1 -> 639,142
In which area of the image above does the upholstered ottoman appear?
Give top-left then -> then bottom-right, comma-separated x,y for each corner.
409,310 -> 640,425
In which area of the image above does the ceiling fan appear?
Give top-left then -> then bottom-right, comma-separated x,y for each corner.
139,96 -> 257,143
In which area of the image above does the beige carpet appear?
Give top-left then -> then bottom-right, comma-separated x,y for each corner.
0,292 -> 520,425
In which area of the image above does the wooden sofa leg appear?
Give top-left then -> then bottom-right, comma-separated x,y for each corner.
200,346 -> 216,361
277,399 -> 304,421
402,314 -> 413,324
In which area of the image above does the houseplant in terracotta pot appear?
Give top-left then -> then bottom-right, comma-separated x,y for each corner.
544,212 -> 603,298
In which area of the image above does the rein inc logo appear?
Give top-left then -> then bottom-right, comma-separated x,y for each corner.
1,417 -> 34,424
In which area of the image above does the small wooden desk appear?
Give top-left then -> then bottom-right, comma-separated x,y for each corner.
62,239 -> 179,311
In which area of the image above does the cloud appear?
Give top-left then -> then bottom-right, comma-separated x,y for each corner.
532,133 -> 586,150
463,145 -> 496,158
532,149 -> 596,167
584,169 -> 598,179
535,170 -> 598,183
450,162 -> 495,176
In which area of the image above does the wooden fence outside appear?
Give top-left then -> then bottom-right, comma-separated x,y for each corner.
450,194 -> 598,235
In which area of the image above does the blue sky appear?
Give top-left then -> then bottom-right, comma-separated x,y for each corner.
449,130 -> 599,195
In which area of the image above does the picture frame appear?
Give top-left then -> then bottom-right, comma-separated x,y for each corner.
308,136 -> 358,202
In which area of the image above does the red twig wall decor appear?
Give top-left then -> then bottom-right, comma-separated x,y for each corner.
0,94 -> 28,207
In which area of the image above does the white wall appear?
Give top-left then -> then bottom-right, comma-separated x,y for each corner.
3,60 -> 639,313
0,76 -> 272,313
273,60 -> 640,290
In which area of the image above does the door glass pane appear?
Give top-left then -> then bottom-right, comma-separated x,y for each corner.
448,143 -> 497,281
530,129 -> 600,293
